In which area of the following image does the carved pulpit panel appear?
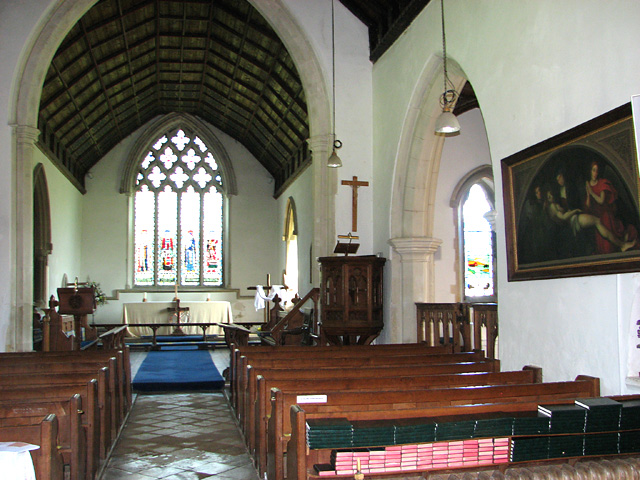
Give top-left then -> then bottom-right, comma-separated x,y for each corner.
319,255 -> 386,345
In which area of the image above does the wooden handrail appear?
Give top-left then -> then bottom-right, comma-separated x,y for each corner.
258,288 -> 320,346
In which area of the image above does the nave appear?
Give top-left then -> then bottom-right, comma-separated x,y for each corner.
101,349 -> 260,480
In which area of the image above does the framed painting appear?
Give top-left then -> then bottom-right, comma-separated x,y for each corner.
501,103 -> 640,281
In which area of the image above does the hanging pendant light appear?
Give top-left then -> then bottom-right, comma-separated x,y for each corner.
328,0 -> 343,167
435,0 -> 460,134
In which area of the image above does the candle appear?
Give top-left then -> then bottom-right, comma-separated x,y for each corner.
206,293 -> 211,301
174,284 -> 178,299
143,292 -> 147,302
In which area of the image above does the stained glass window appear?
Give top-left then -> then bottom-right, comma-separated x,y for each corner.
133,128 -> 224,287
462,184 -> 494,299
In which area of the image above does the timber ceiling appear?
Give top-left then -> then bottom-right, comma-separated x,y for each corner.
37,0 -> 475,196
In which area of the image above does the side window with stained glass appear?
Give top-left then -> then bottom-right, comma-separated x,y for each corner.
134,128 -> 224,287
461,183 -> 495,301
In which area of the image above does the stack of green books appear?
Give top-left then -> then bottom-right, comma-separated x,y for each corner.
306,418 -> 353,449
393,418 -> 436,444
351,420 -> 395,447
575,397 -> 622,432
538,404 -> 586,434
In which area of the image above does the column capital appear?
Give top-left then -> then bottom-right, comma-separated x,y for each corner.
307,134 -> 333,153
12,124 -> 40,145
389,236 -> 442,262
484,209 -> 498,231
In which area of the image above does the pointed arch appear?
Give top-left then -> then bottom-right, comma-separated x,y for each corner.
11,0 -> 332,347
387,55 -> 468,343
283,197 -> 299,298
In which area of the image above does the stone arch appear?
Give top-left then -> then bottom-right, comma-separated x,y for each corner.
10,0 -> 332,349
387,55 -> 468,344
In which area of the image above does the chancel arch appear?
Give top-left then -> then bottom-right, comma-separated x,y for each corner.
9,0 -> 332,350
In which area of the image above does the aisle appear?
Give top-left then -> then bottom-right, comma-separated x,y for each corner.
101,349 -> 260,480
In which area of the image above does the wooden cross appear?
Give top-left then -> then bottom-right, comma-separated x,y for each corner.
341,176 -> 369,232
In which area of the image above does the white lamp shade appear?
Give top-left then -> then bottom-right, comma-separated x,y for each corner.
327,148 -> 342,168
435,110 -> 461,134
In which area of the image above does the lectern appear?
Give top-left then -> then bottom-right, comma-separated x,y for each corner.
319,255 -> 386,345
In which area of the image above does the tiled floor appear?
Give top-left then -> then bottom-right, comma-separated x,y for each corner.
100,348 -> 261,480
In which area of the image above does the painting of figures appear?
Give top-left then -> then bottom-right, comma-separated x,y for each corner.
502,103 -> 640,281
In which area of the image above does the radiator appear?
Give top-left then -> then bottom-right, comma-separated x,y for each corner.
425,456 -> 640,480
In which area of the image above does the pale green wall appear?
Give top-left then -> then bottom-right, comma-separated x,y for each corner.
372,0 -> 640,394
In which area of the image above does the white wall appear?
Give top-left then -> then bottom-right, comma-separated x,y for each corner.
38,152 -> 84,299
373,0 -> 640,394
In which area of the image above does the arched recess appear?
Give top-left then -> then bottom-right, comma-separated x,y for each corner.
33,164 -> 52,309
387,55 -> 468,344
10,0 -> 332,350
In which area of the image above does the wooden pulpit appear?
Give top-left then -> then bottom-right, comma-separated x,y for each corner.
319,255 -> 386,345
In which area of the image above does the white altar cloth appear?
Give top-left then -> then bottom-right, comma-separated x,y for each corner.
122,301 -> 233,337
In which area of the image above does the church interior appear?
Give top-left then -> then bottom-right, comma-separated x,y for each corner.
3,0 -> 640,479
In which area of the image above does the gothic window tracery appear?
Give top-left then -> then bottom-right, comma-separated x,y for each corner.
133,127 -> 224,287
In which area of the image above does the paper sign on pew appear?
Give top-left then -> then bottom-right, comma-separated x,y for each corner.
296,394 -> 328,404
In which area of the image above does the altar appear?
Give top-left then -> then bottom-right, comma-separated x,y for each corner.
122,301 -> 233,337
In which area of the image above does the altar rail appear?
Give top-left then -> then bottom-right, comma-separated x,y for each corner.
416,302 -> 498,358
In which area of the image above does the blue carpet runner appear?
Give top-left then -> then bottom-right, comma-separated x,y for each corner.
132,347 -> 225,392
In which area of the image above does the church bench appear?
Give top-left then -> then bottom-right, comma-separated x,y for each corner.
249,367 -> 541,463
243,360 -> 508,446
0,348 -> 132,421
234,350 -> 495,418
230,344 -> 454,403
0,413 -> 64,480
279,376 -> 601,480
0,360 -> 119,446
0,381 -> 101,479
0,394 -> 86,480
0,366 -> 115,457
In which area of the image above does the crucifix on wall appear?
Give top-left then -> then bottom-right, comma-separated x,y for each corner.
341,175 -> 369,232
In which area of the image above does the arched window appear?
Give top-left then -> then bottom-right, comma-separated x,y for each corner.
283,198 -> 299,303
124,116 -> 237,288
451,166 -> 496,302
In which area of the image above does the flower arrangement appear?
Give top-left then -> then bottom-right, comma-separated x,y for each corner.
88,281 -> 108,307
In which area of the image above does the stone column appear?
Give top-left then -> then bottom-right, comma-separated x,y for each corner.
388,236 -> 442,343
11,124 -> 39,351
308,134 -> 337,285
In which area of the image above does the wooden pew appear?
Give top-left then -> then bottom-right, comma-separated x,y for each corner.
0,360 -> 117,454
235,350 -> 494,420
280,375 -> 601,480
244,359 -> 506,450
0,367 -> 113,458
0,395 -> 85,480
250,367 -> 541,468
0,348 -> 132,424
0,414 -> 64,480
0,381 -> 101,480
231,343 -> 454,405
230,343 -> 454,406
